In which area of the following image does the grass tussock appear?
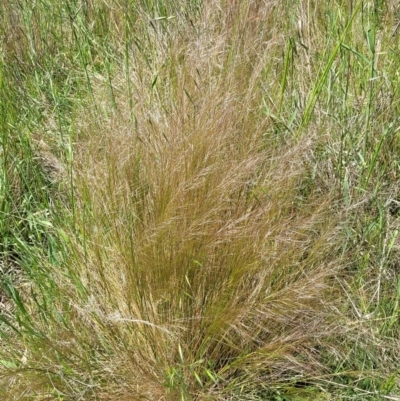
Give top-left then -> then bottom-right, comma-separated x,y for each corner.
1,0 -> 400,400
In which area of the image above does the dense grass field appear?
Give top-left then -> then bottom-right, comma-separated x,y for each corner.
1,0 -> 400,399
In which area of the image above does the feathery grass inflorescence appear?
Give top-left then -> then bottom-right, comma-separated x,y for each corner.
1,1 -> 400,400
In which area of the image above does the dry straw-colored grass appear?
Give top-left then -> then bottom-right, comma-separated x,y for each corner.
61,1 -> 349,399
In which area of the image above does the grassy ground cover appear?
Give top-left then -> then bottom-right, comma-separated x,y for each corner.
1,0 -> 400,399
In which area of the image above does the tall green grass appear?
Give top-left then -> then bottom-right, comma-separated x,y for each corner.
1,0 -> 400,400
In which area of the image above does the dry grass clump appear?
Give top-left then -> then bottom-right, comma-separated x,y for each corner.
52,2 -> 350,399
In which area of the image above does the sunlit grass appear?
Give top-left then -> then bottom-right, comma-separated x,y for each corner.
1,0 -> 400,400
